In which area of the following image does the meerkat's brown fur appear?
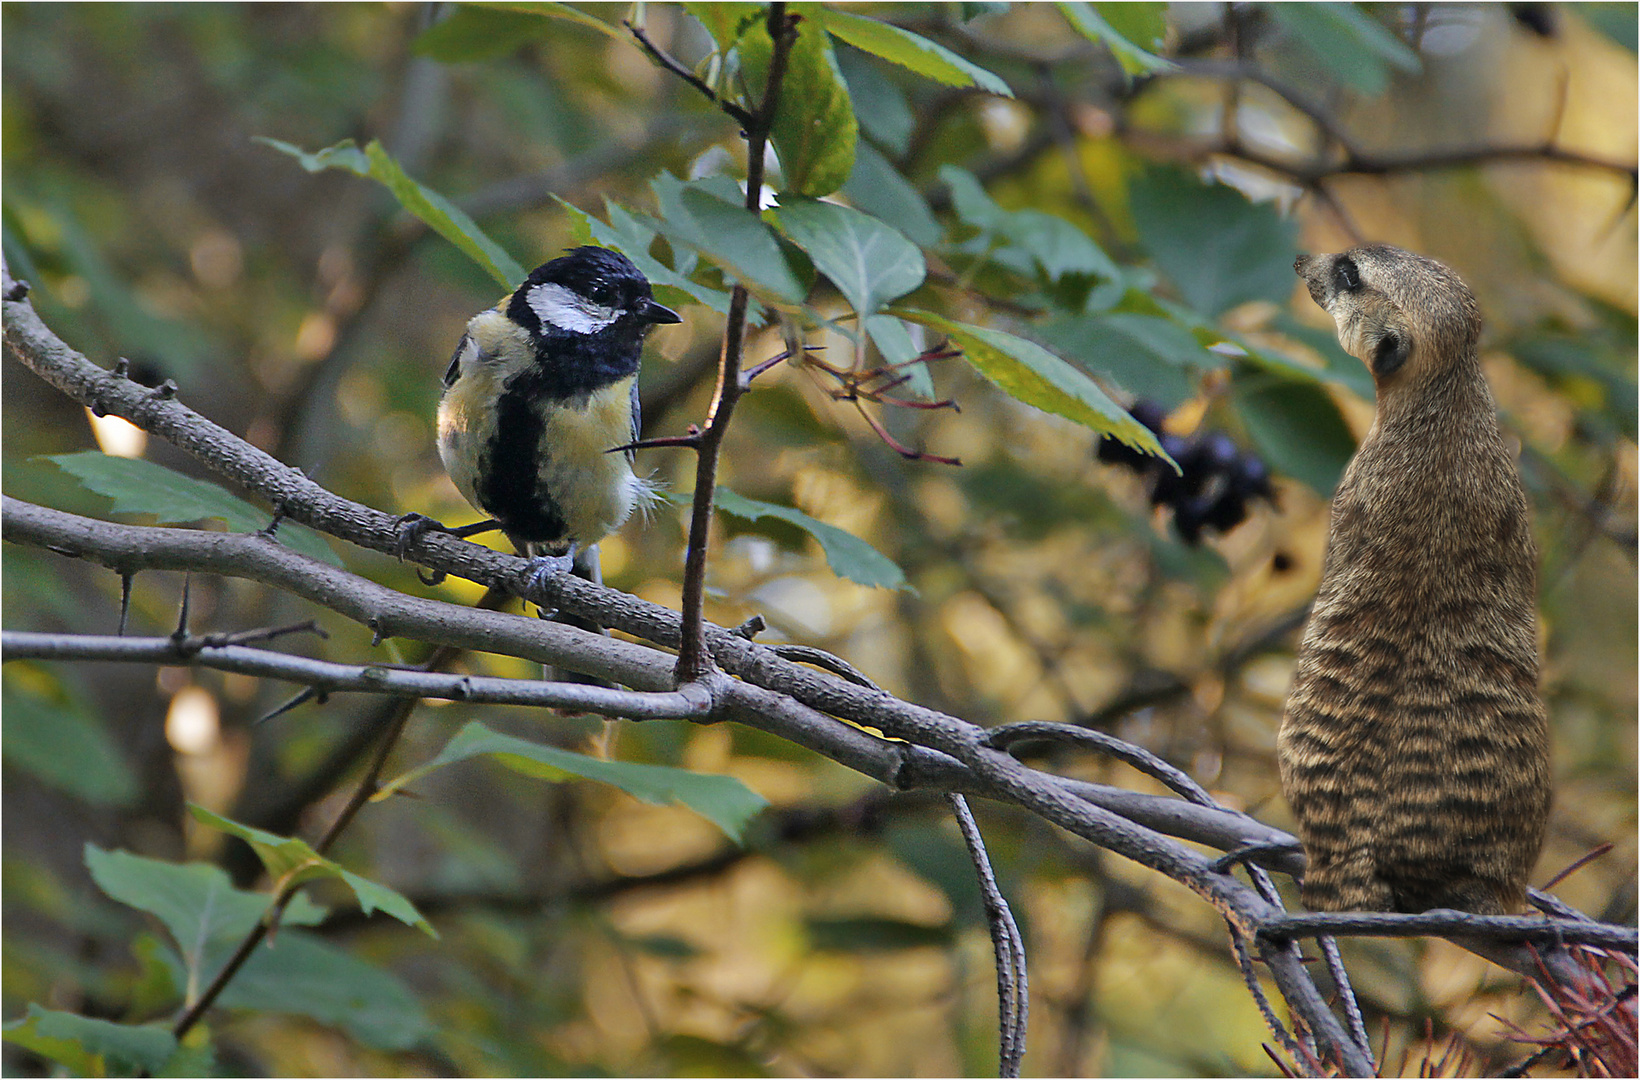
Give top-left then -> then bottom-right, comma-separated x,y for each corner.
1280,245 -> 1551,915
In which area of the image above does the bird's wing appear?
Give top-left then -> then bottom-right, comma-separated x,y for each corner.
443,332 -> 471,388
627,376 -> 641,466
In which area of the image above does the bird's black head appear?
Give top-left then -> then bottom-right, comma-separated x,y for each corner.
507,246 -> 680,346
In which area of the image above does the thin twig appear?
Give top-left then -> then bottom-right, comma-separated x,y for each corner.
1,631 -> 718,719
625,20 -> 753,127
675,2 -> 798,681
948,793 -> 1029,1077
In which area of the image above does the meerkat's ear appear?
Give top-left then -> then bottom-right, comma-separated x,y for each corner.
1372,330 -> 1410,378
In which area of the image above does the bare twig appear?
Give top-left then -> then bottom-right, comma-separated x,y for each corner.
948,793 -> 1029,1077
1,631 -> 717,719
674,2 -> 799,681
625,20 -> 753,128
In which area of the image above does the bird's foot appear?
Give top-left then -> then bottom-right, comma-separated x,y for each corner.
393,513 -> 442,559
522,551 -> 577,613
393,514 -> 450,584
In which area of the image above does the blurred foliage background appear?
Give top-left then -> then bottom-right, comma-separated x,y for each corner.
2,3 -> 1635,1076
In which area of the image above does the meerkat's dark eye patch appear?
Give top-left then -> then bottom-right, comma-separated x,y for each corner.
1333,257 -> 1361,293
1372,330 -> 1409,377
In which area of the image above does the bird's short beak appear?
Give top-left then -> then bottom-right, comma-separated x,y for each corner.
640,297 -> 682,324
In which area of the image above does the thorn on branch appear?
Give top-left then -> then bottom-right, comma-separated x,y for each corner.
4,279 -> 29,302
732,614 -> 767,639
172,573 -> 193,642
202,619 -> 329,649
1542,842 -> 1616,892
610,430 -> 703,453
259,501 -> 287,540
151,379 -> 178,400
118,573 -> 133,636
740,343 -> 823,388
254,685 -> 326,726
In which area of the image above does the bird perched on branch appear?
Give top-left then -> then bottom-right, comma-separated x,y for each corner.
402,246 -> 679,594
1280,245 -> 1550,916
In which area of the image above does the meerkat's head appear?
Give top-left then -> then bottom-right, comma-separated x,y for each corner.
1293,245 -> 1481,390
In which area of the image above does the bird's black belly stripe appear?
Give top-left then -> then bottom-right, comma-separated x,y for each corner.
479,367 -> 566,547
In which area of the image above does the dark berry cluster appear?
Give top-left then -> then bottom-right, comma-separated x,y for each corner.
1096,401 -> 1277,545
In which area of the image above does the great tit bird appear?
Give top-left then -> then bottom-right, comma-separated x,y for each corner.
406,246 -> 680,589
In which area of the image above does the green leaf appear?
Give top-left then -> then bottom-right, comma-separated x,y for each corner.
683,2 -> 764,50
186,807 -> 437,937
818,9 -> 1013,97
1095,1 -> 1167,51
740,7 -> 858,197
3,674 -> 138,806
893,310 -> 1171,464
939,166 -> 1118,282
255,137 -> 526,288
44,451 -> 341,566
252,136 -> 367,174
461,1 -> 627,41
835,47 -> 916,156
1058,2 -> 1175,77
1129,167 -> 1298,318
554,196 -> 735,314
843,141 -> 941,248
1041,312 -> 1222,409
650,172 -> 809,306
1231,372 -> 1357,497
4,1006 -> 176,1075
1000,208 -> 1120,283
85,844 -> 328,952
772,199 -> 925,319
377,721 -> 770,843
715,487 -> 911,591
1269,3 -> 1420,97
159,930 -> 429,1051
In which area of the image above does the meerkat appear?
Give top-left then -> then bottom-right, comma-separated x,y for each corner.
1279,245 -> 1551,915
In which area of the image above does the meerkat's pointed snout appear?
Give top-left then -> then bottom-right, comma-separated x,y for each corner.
1292,252 -> 1338,308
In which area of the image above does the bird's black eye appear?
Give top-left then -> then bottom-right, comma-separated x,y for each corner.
1332,257 -> 1361,293
586,280 -> 618,307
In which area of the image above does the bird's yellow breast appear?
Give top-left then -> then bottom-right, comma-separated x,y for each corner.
435,308 -> 647,548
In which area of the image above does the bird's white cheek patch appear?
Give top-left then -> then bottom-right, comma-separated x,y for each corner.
527,283 -> 619,334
